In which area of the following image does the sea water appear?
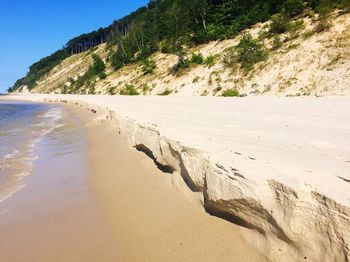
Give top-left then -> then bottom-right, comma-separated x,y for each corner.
0,101 -> 86,203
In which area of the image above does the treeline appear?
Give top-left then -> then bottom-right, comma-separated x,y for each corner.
108,0 -> 350,70
108,0 -> 287,70
9,0 -> 350,92
67,28 -> 108,55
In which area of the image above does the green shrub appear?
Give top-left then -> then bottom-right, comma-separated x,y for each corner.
120,85 -> 139,96
87,82 -> 96,94
272,35 -> 283,50
89,54 -> 106,76
205,55 -> 216,67
307,10 -> 316,18
109,46 -> 132,70
158,88 -> 173,96
192,76 -> 200,83
236,34 -> 268,71
269,13 -> 289,34
110,51 -> 128,70
303,30 -> 316,38
107,86 -> 116,95
222,89 -> 240,97
223,50 -> 238,68
171,51 -> 191,74
213,86 -> 222,94
287,19 -> 305,31
172,52 -> 206,73
287,43 -> 300,50
200,90 -> 208,96
190,53 -> 204,64
142,84 -> 151,94
177,59 -> 191,70
141,58 -> 156,75
61,85 -> 68,94
99,72 -> 107,80
258,29 -> 271,41
286,19 -> 305,38
160,40 -> 180,54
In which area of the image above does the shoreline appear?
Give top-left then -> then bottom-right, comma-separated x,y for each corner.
0,101 -> 58,204
1,94 -> 350,261
0,102 -> 108,261
0,99 -> 265,261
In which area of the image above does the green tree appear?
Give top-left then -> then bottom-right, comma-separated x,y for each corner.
90,54 -> 106,77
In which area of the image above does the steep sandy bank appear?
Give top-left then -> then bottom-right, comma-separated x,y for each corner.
19,12 -> 350,97
81,104 -> 265,262
3,94 -> 350,261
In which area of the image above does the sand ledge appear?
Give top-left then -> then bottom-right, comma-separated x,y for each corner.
3,94 -> 350,262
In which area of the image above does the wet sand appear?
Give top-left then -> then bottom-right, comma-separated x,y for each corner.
0,103 -> 265,261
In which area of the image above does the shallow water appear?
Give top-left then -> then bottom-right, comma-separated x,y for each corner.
0,101 -> 86,204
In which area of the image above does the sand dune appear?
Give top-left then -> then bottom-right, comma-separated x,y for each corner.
21,12 -> 350,97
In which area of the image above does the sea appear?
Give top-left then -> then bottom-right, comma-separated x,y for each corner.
0,100 -> 87,204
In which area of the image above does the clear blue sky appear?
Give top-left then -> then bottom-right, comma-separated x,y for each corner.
0,0 -> 148,93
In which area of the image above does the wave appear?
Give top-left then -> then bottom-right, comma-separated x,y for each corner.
0,104 -> 64,205
3,149 -> 19,160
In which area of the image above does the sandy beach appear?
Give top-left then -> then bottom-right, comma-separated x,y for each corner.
3,0 -> 350,260
1,94 -> 350,261
0,100 -> 265,261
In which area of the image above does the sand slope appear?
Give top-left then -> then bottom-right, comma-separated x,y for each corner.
18,11 -> 350,97
3,94 -> 350,261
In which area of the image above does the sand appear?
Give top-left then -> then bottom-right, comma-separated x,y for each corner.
7,94 -> 349,199
0,101 -> 265,261
2,94 -> 350,261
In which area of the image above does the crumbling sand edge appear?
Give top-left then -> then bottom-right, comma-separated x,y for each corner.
6,96 -> 350,262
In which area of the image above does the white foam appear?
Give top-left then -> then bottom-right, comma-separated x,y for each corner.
14,171 -> 31,178
40,107 -> 63,122
3,150 -> 19,159
0,183 -> 27,204
0,107 -> 64,204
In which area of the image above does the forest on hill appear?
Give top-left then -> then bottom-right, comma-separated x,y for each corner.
8,0 -> 350,93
